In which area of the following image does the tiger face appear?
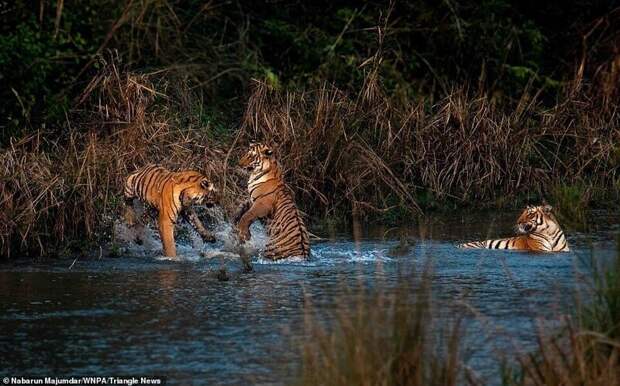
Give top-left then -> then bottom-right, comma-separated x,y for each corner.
238,143 -> 275,173
516,204 -> 554,234
180,178 -> 217,208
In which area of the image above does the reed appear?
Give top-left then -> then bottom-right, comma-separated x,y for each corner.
1,52 -> 619,258
502,251 -> 620,386
299,270 -> 473,386
237,76 -> 619,219
0,56 -> 245,258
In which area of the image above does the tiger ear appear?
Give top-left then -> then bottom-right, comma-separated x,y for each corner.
542,204 -> 552,213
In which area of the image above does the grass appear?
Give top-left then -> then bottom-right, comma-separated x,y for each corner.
299,268 -> 472,386
0,57 -> 246,258
500,249 -> 620,386
0,49 -> 619,258
1,1 -> 619,259
297,250 -> 620,386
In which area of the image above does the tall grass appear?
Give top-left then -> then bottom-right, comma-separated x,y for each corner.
0,56 -> 245,258
299,270 -> 472,386
0,50 -> 619,258
502,250 -> 620,386
239,77 -> 619,217
298,252 -> 620,386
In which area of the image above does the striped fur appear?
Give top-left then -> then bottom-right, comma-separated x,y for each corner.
123,164 -> 217,257
234,143 -> 310,260
458,205 -> 570,252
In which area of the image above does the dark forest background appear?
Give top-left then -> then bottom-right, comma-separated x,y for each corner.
2,1 -> 618,138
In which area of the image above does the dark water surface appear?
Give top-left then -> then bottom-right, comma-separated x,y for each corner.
1,211 -> 618,385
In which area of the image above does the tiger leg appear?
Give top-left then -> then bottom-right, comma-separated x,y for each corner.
158,212 -> 177,257
185,208 -> 216,243
122,197 -> 138,226
232,200 -> 252,225
237,199 -> 271,243
122,198 -> 147,245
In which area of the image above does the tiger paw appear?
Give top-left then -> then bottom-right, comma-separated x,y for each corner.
238,229 -> 251,243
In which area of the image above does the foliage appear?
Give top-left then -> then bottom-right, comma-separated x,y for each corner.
0,1 -> 619,257
2,1 -> 618,138
501,250 -> 620,386
299,269 -> 471,386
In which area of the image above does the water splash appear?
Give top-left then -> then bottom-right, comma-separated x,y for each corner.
112,206 -> 269,262
113,220 -> 162,257
307,242 -> 395,265
112,206 -> 399,265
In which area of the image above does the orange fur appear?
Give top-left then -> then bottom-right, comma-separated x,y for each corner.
124,165 -> 217,257
458,205 -> 570,252
234,143 -> 310,260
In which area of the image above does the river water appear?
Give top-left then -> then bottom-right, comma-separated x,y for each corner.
0,210 -> 618,385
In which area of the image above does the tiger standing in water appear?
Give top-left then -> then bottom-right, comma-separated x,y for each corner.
458,204 -> 570,252
234,143 -> 310,260
123,165 -> 218,258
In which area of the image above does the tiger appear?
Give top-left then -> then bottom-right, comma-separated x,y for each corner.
123,164 -> 218,257
233,143 -> 310,260
458,204 -> 570,252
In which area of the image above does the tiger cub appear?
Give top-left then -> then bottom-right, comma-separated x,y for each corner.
458,204 -> 569,252
233,143 -> 310,260
123,165 -> 218,257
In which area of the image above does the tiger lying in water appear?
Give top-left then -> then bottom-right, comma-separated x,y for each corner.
123,165 -> 218,257
458,204 -> 570,252
233,143 -> 310,260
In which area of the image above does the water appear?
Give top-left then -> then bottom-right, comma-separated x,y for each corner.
0,210 -> 618,385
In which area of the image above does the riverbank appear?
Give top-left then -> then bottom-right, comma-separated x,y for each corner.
1,58 -> 618,259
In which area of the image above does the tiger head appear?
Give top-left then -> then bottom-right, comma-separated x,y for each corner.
239,142 -> 276,173
180,176 -> 218,208
516,204 -> 557,234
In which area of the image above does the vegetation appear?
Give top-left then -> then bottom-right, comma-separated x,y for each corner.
499,251 -> 620,386
1,1 -> 619,258
299,268 -> 472,386
298,253 -> 620,386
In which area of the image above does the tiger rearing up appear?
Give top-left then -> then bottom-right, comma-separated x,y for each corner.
458,204 -> 570,252
233,143 -> 310,260
123,165 -> 218,258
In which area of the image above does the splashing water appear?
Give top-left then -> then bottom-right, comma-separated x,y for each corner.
112,220 -> 162,257
112,206 -> 268,262
112,206 -> 395,265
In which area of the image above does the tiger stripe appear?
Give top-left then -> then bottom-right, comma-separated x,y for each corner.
457,205 -> 569,252
123,164 -> 217,257
234,143 -> 310,260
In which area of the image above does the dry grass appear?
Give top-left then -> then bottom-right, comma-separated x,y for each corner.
238,78 -> 619,217
502,252 -> 620,386
297,254 -> 620,386
0,56 -> 245,258
299,270 -> 473,386
503,321 -> 620,386
1,51 -> 619,258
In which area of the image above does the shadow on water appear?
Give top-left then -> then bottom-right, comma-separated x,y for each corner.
0,210 -> 619,384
